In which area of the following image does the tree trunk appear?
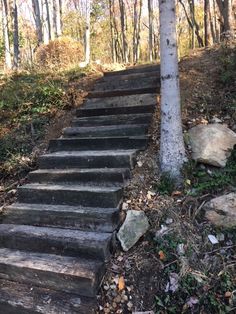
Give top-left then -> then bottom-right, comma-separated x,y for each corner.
32,0 -> 43,45
52,0 -> 62,37
45,0 -> 52,41
1,0 -> 11,70
216,0 -> 234,36
159,0 -> 186,181
13,0 -> 19,69
179,0 -> 204,47
119,0 -> 128,63
133,0 -> 138,63
204,0 -> 211,46
148,0 -> 153,62
85,0 -> 91,64
109,0 -> 115,62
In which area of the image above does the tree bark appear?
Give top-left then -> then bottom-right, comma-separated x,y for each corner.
85,0 -> 91,64
179,0 -> 204,47
1,0 -> 11,70
45,0 -> 52,41
216,0 -> 234,36
159,0 -> 186,181
52,0 -> 62,37
13,0 -> 19,69
119,0 -> 128,63
204,0 -> 211,46
32,0 -> 43,45
109,0 -> 115,62
148,0 -> 153,62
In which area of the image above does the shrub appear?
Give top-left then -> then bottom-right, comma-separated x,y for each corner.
35,37 -> 84,71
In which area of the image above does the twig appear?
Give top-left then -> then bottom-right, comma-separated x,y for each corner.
206,244 -> 236,255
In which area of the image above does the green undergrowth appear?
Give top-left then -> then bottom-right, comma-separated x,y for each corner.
155,148 -> 236,197
185,148 -> 236,196
0,65 -> 91,178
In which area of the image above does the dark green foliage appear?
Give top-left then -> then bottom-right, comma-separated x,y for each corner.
155,173 -> 176,195
184,148 -> 236,196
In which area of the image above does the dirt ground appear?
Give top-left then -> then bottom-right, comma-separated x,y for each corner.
97,45 -> 236,314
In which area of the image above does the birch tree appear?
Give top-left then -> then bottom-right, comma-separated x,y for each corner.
85,0 -> 91,64
32,0 -> 43,45
159,0 -> 186,181
13,0 -> 20,69
1,0 -> 11,70
148,0 -> 153,62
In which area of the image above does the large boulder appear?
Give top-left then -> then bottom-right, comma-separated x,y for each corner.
117,210 -> 149,251
188,124 -> 236,167
204,193 -> 236,228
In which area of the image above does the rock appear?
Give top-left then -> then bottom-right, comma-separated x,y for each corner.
211,117 -> 222,123
188,124 -> 236,167
204,193 -> 236,228
117,210 -> 149,251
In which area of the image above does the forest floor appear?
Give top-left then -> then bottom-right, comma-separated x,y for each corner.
0,43 -> 235,313
97,43 -> 236,314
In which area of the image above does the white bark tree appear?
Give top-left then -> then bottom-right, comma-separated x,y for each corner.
85,0 -> 91,64
148,0 -> 153,62
13,0 -> 20,69
159,0 -> 186,181
32,0 -> 43,45
1,0 -> 11,70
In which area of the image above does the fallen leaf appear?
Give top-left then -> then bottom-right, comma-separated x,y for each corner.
172,190 -> 182,196
118,276 -> 125,291
208,234 -> 219,245
159,250 -> 166,260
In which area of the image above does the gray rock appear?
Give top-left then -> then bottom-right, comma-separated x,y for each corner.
204,193 -> 236,228
117,210 -> 149,251
188,124 -> 236,167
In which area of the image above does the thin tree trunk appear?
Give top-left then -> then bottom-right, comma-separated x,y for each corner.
109,0 -> 115,62
52,0 -> 62,37
159,0 -> 186,181
119,0 -> 128,63
85,0 -> 91,64
32,0 -> 43,45
133,0 -> 138,63
13,0 -> 19,69
148,0 -> 153,62
45,0 -> 52,41
179,0 -> 204,47
1,0 -> 11,70
204,0 -> 211,46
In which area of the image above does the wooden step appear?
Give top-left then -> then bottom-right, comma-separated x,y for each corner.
18,184 -> 123,208
0,279 -> 96,314
88,87 -> 158,98
39,150 -> 137,169
28,168 -> 130,186
0,248 -> 105,297
101,71 -> 159,82
83,93 -> 156,109
49,136 -> 148,152
103,64 -> 160,76
62,124 -> 148,138
72,113 -> 152,127
3,203 -> 120,232
0,224 -> 112,260
93,77 -> 159,92
76,103 -> 155,117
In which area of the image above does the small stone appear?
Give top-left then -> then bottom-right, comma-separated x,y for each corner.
114,295 -> 122,303
122,294 -> 128,301
127,301 -> 133,308
122,202 -> 129,211
137,161 -> 143,167
208,234 -> 219,244
103,285 -> 109,291
112,302 -> 117,308
225,291 -> 232,298
117,210 -> 149,251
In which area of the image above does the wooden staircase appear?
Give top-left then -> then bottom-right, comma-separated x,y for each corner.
0,65 -> 159,313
